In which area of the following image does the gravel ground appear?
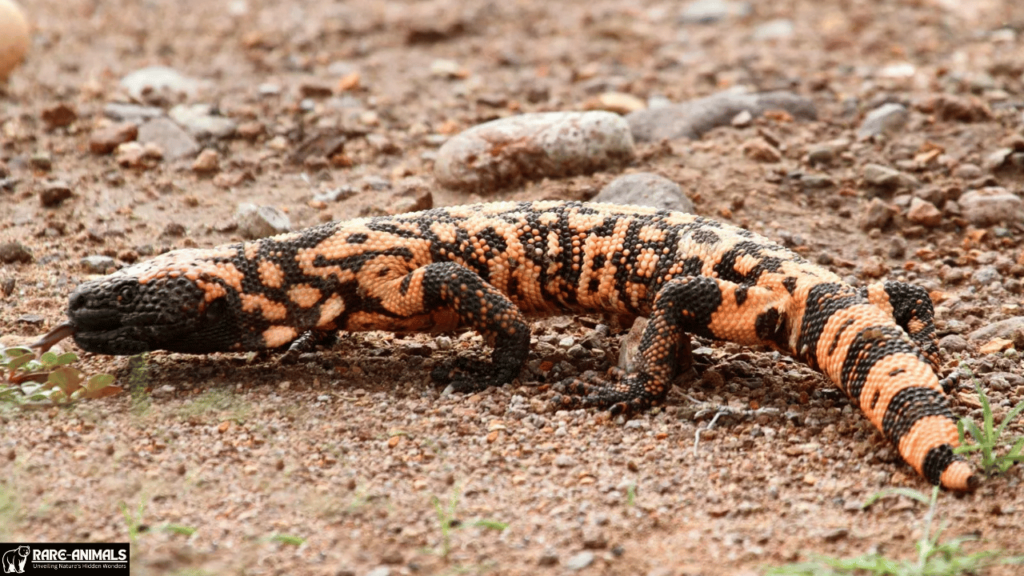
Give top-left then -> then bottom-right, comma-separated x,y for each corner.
2,0 -> 1024,575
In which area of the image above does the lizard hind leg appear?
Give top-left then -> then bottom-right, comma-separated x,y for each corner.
554,276 -> 723,415
863,281 -> 941,369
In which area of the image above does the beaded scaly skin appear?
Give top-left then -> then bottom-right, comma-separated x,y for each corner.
53,201 -> 976,490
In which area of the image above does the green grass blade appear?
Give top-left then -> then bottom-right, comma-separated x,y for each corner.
976,382 -> 994,440
994,400 -> 1024,440
863,487 -> 931,508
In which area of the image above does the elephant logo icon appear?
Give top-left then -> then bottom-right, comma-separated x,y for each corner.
1,546 -> 29,574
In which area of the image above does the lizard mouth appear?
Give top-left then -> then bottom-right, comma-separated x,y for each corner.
53,287 -> 158,355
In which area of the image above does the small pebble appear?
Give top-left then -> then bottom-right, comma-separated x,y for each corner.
192,149 -> 220,173
90,122 -> 139,155
0,242 -> 33,264
235,203 -> 291,239
595,172 -> 694,213
81,255 -> 117,274
39,180 -> 73,207
857,103 -> 908,139
566,551 -> 595,571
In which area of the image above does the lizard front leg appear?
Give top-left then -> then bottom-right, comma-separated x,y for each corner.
348,261 -> 531,393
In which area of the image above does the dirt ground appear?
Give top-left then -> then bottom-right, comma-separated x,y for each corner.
3,0 -> 1024,574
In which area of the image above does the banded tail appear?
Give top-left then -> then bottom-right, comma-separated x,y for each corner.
796,282 -> 976,490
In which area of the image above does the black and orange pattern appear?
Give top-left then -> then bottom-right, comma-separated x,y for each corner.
50,201 -> 975,490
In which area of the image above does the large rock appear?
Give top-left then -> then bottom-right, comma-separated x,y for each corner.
434,112 -> 635,192
594,172 -> 694,213
968,317 -> 1024,342
626,90 -> 816,142
958,187 -> 1024,226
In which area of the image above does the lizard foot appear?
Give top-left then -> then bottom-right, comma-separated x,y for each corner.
552,368 -> 662,416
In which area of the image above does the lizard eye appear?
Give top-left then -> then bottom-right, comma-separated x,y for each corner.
205,298 -> 227,322
118,285 -> 138,306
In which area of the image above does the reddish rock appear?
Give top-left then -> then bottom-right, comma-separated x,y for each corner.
90,122 -> 139,155
906,197 -> 942,227
41,103 -> 78,128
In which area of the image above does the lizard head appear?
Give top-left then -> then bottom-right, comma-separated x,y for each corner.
49,250 -> 246,355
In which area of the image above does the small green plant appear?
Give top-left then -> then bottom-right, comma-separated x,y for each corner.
160,523 -> 197,536
626,483 -> 637,507
0,483 -> 20,540
765,487 -> 1024,576
267,533 -> 305,546
429,487 -> 508,559
176,389 -> 251,424
125,354 -> 152,417
953,367 -> 1024,476
119,497 -> 147,548
1,346 -> 118,405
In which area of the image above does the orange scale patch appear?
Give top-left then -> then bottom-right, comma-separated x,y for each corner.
196,279 -> 228,302
263,326 -> 298,348
865,283 -> 894,316
258,260 -> 285,289
244,241 -> 262,261
288,284 -> 322,308
317,294 -> 346,328
241,294 -> 288,321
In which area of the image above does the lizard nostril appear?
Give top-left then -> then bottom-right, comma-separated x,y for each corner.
69,290 -> 88,311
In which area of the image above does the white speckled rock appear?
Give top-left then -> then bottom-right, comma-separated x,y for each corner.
434,112 -> 635,192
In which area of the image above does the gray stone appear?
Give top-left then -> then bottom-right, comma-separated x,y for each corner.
958,187 -> 1024,226
806,138 -> 850,166
627,90 -> 816,142
859,198 -> 896,230
81,255 -> 117,274
120,66 -> 204,104
435,111 -> 635,192
857,103 -> 908,139
862,163 -> 902,189
678,0 -> 751,24
364,568 -> 390,576
971,266 -> 1001,286
554,455 -> 576,468
137,118 -> 200,160
969,317 -> 1024,342
313,185 -> 358,203
235,203 -> 292,240
103,103 -> 164,122
753,19 -> 794,41
594,172 -> 694,213
538,549 -> 559,566
169,104 -> 237,139
938,334 -> 971,352
566,551 -> 595,571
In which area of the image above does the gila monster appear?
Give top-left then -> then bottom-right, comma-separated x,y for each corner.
34,200 -> 976,490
